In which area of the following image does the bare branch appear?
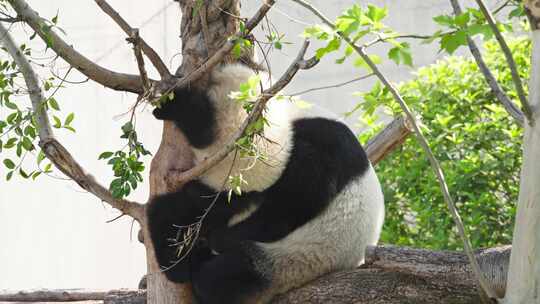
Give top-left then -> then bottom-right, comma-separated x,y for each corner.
167,40 -> 316,186
449,0 -> 523,126
0,289 -> 143,302
474,0 -> 533,125
94,0 -> 171,79
0,16 -> 22,23
365,116 -> 412,165
0,289 -> 107,302
9,0 -> 150,94
290,0 -> 498,300
0,23 -> 144,222
128,29 -> 150,91
172,0 -> 276,91
289,73 -> 374,96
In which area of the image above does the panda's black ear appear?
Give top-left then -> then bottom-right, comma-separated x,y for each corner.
152,107 -> 167,120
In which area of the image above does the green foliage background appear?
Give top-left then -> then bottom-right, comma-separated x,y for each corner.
364,38 -> 530,250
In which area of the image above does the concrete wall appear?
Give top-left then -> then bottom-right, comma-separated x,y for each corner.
0,0 -> 465,290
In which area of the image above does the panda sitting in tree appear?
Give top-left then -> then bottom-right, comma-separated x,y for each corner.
147,63 -> 385,304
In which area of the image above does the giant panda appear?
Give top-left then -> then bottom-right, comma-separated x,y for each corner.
147,63 -> 385,304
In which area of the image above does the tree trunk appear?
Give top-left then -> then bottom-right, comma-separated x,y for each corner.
503,3 -> 540,303
143,1 -> 242,303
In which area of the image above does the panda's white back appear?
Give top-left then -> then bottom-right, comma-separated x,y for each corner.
256,165 -> 384,299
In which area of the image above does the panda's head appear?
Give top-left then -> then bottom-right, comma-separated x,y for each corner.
151,64 -> 262,149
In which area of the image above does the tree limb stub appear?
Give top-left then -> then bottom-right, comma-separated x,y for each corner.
0,246 -> 511,303
0,23 -> 144,222
9,0 -> 151,94
365,116 -> 412,165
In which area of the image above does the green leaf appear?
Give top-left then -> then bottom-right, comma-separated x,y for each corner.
4,138 -> 17,149
433,15 -> 455,27
6,171 -> 13,181
3,158 -> 15,169
121,121 -> 134,134
354,54 -> 382,70
52,115 -> 61,128
48,97 -> 60,111
439,30 -> 468,54
24,126 -> 36,138
32,171 -> 42,180
509,7 -> 524,18
4,99 -> 18,110
454,12 -> 470,28
388,42 -> 413,66
366,4 -> 387,22
21,137 -> 34,151
37,150 -> 46,165
98,151 -> 113,160
64,113 -> 75,126
19,168 -> 29,179
63,125 -> 76,133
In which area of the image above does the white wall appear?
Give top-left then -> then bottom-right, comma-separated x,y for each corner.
0,0 -> 465,290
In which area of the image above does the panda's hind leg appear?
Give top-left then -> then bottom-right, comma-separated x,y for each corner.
192,241 -> 272,304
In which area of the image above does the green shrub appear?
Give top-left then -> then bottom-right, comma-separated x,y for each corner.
365,38 -> 530,249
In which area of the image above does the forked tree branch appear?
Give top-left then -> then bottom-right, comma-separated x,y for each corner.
94,0 -> 171,79
0,23 -> 144,222
170,0 -> 276,91
166,40 -> 318,187
9,0 -> 152,94
289,0 -> 498,300
474,0 -> 533,125
449,0 -> 524,126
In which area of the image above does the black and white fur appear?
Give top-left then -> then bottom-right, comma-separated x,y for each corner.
147,64 -> 384,304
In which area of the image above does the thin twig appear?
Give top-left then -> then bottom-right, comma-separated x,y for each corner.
364,33 -> 435,48
449,0 -> 523,126
474,0 -> 533,125
129,29 -> 150,91
94,0 -> 171,79
0,17 -> 22,23
0,23 -> 144,222
289,73 -> 374,96
167,40 -> 317,186
492,0 -> 512,16
289,0 -> 498,300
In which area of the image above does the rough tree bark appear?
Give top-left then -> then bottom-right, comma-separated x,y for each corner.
503,1 -> 540,303
142,1 -> 244,303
